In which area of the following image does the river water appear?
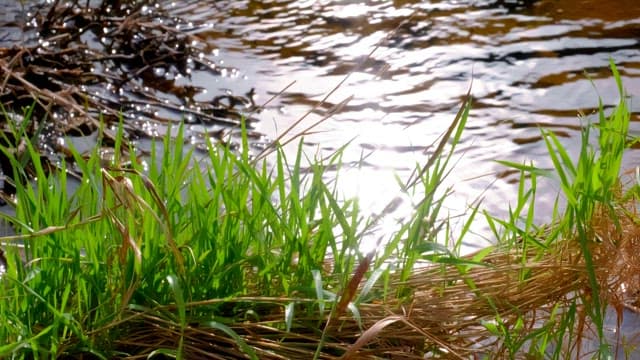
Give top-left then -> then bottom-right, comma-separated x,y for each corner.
2,0 -> 640,251
163,0 -> 640,252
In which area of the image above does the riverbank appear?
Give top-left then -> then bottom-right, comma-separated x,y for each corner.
0,62 -> 638,359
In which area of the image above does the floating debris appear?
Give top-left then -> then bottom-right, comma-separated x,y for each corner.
0,0 -> 264,194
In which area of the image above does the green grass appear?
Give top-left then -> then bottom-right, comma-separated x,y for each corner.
0,61 -> 636,359
0,99 -> 469,358
488,59 -> 633,359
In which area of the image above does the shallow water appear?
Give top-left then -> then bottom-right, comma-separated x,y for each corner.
162,0 -> 640,251
2,0 -> 639,251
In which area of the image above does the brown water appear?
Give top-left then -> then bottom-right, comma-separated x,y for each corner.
2,0 -> 639,251
160,0 -> 640,252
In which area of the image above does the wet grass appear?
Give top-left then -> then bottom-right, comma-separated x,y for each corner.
0,61 -> 638,359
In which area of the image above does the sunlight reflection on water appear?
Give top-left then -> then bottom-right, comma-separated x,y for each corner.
176,0 -> 640,254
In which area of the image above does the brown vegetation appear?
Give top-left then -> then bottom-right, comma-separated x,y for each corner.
106,195 -> 640,359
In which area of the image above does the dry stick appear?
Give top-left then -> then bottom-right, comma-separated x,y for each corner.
1,49 -> 30,94
2,65 -> 124,146
340,315 -> 465,360
0,211 -> 106,244
0,60 -> 106,133
43,0 -> 62,24
1,64 -> 52,116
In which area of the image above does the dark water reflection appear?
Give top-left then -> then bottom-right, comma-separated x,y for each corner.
167,0 -> 640,252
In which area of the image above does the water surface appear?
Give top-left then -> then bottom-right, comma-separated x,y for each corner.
2,0 -> 639,249
167,0 -> 640,251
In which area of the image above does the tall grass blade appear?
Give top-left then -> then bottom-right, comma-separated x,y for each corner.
166,274 -> 186,359
200,321 -> 258,360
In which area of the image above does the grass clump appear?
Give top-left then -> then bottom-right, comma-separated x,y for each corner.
0,95 -> 469,359
0,61 -> 638,359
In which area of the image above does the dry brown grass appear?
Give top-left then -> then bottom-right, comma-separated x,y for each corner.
102,189 -> 640,359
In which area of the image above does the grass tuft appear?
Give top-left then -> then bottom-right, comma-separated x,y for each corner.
0,61 -> 638,359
